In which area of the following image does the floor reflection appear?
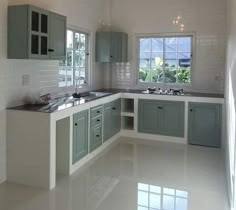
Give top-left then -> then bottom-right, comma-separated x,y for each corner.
137,183 -> 188,210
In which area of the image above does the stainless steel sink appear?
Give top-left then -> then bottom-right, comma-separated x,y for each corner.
81,92 -> 111,100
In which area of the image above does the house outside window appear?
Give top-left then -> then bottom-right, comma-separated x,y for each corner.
137,34 -> 193,85
59,29 -> 89,87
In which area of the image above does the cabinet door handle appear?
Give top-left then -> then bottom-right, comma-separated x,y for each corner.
190,109 -> 193,112
74,123 -> 78,126
97,110 -> 100,114
96,135 -> 100,137
112,107 -> 116,110
97,119 -> 100,122
48,49 -> 54,52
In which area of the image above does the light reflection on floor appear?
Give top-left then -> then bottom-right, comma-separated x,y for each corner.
0,137 -> 230,210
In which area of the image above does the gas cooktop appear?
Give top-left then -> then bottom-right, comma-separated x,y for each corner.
142,88 -> 185,96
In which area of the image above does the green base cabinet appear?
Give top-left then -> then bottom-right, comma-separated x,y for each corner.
8,5 -> 66,59
188,102 -> 222,148
103,99 -> 121,142
90,106 -> 103,152
73,110 -> 89,164
95,32 -> 128,63
138,99 -> 184,137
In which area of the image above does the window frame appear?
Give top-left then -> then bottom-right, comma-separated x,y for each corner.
59,27 -> 91,88
135,32 -> 195,87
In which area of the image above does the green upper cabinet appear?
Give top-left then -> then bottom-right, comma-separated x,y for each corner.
188,102 -> 222,148
73,110 -> 89,164
8,5 -> 66,59
103,99 -> 121,142
138,99 -> 185,137
95,32 -> 128,63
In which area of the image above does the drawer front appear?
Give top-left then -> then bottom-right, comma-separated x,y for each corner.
91,105 -> 103,118
91,115 -> 102,127
90,126 -> 102,152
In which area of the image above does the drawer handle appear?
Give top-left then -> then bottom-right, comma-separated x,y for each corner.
190,109 -> 193,112
96,135 -> 100,137
74,123 -> 78,126
112,107 -> 116,110
97,119 -> 100,122
97,110 -> 100,114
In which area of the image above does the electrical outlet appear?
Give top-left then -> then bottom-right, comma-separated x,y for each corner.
22,74 -> 30,86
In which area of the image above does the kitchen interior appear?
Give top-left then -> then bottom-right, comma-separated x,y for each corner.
0,0 -> 235,209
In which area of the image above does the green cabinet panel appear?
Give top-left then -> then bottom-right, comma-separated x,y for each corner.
159,101 -> 185,137
73,110 -> 88,164
188,102 -> 222,148
90,105 -> 103,152
8,5 -> 66,59
103,99 -> 121,142
90,125 -> 102,152
138,99 -> 185,137
138,100 -> 161,134
95,32 -> 128,63
49,12 -> 66,60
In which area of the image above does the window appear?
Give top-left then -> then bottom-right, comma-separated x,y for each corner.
138,35 -> 193,84
137,183 -> 188,210
59,29 -> 89,87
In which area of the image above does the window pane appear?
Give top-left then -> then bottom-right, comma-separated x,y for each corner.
176,197 -> 188,210
165,52 -> 177,59
75,51 -> 85,67
138,183 -> 149,191
31,11 -> 39,32
165,60 -> 178,83
165,37 -> 177,52
177,68 -> 190,84
67,30 -> 73,49
177,37 -> 191,52
140,38 -> 151,52
152,38 -> 164,51
178,52 -> 191,59
176,190 -> 188,198
149,193 -> 161,209
163,195 -> 175,210
66,50 -> 73,66
66,68 -> 73,86
163,188 -> 175,196
152,68 -> 164,83
138,191 -> 148,207
150,185 -> 161,193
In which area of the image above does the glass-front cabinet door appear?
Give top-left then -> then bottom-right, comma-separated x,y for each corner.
29,7 -> 49,59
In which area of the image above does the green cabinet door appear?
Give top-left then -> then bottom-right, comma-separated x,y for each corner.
111,99 -> 121,135
49,12 -> 66,60
103,102 -> 113,142
138,99 -> 185,137
103,99 -> 121,142
159,101 -> 185,137
188,102 -> 222,148
90,125 -> 102,152
95,32 -> 111,62
95,32 -> 128,63
73,110 -> 88,164
138,99 -> 161,134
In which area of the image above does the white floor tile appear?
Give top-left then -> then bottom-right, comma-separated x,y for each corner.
0,137 -> 230,210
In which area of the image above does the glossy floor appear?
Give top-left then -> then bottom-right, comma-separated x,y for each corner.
0,138 -> 229,210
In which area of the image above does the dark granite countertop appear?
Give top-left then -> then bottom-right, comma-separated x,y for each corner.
7,89 -> 224,113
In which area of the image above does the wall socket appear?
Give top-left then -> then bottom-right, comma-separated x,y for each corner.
22,74 -> 30,86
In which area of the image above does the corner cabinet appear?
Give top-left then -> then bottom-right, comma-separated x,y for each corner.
73,110 -> 89,164
188,102 -> 222,148
8,5 -> 66,59
104,99 -> 121,142
138,99 -> 185,137
95,32 -> 128,63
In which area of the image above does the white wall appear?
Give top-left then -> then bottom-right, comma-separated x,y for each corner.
0,0 -> 108,184
108,0 -> 226,93
225,0 -> 236,207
